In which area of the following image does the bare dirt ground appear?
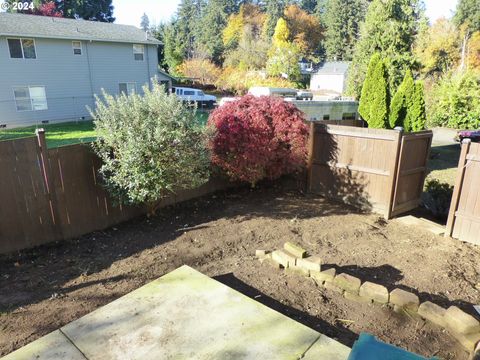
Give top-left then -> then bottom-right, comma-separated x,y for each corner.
1,183 -> 479,359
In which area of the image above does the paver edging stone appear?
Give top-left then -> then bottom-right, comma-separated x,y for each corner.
257,246 -> 480,353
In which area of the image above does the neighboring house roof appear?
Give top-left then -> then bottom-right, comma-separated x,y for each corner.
312,62 -> 350,76
0,12 -> 160,45
158,68 -> 176,81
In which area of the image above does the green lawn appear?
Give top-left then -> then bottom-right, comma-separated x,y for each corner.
0,111 -> 211,148
426,144 -> 461,186
0,121 -> 96,148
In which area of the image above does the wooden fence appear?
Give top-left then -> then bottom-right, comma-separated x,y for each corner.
0,131 -> 230,254
307,124 -> 432,219
445,140 -> 480,245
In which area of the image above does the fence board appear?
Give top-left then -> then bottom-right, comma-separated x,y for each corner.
446,141 -> 480,245
307,124 -> 431,219
0,137 -> 57,252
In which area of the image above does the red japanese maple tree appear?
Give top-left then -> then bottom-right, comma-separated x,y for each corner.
208,95 -> 308,185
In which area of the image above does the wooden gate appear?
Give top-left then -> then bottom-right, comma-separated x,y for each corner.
445,140 -> 480,245
390,131 -> 432,217
307,124 -> 432,219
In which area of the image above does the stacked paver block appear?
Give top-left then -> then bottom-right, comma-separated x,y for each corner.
444,306 -> 480,353
256,245 -> 480,353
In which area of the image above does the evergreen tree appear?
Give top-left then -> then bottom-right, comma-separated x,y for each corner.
358,53 -> 380,123
162,23 -> 184,74
389,69 -> 413,129
410,81 -> 427,131
300,0 -> 317,14
389,69 -> 426,131
323,0 -> 368,61
359,53 -> 389,128
369,58 -> 390,129
264,0 -> 289,37
195,0 -> 232,63
347,0 -> 421,98
58,0 -> 115,22
140,13 -> 150,32
401,70 -> 415,131
454,0 -> 480,34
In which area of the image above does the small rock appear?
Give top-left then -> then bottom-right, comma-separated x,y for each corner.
255,250 -> 267,258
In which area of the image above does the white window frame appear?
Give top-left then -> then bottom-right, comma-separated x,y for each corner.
133,44 -> 144,61
7,38 -> 37,59
119,82 -> 136,96
13,86 -> 48,112
72,41 -> 82,55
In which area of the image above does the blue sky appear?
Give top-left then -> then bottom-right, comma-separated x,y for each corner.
113,0 -> 459,27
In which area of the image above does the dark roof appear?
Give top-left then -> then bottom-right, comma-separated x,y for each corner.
0,12 -> 160,45
313,62 -> 350,75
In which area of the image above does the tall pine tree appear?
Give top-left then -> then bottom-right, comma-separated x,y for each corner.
323,0 -> 368,61
195,0 -> 233,63
347,0 -> 422,98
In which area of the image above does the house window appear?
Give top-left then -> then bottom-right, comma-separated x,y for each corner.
13,86 -> 48,111
119,82 -> 136,95
72,41 -> 82,55
323,114 -> 330,120
7,38 -> 36,59
133,44 -> 144,61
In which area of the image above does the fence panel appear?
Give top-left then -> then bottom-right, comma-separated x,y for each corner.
47,145 -> 144,240
0,136 -> 58,252
307,124 -> 402,217
0,132 -> 231,254
446,141 -> 480,245
307,124 -> 431,219
391,131 -> 433,217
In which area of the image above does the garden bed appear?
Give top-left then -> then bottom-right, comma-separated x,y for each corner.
0,184 -> 478,359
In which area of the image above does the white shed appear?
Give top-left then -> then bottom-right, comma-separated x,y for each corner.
310,62 -> 350,94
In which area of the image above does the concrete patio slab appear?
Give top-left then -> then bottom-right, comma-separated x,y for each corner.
302,334 -> 351,360
1,330 -> 86,360
2,265 -> 350,360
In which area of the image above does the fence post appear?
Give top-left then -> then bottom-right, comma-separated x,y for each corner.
445,139 -> 471,237
36,129 -> 57,226
306,121 -> 315,192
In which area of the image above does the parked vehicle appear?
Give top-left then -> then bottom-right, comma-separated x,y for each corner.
248,87 -> 297,99
456,130 -> 480,143
218,97 -> 240,107
296,90 -> 313,100
173,87 -> 217,108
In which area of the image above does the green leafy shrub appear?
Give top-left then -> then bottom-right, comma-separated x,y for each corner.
422,179 -> 453,219
427,70 -> 480,129
91,83 -> 211,214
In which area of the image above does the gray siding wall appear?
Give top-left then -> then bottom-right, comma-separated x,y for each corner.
0,36 -> 166,128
